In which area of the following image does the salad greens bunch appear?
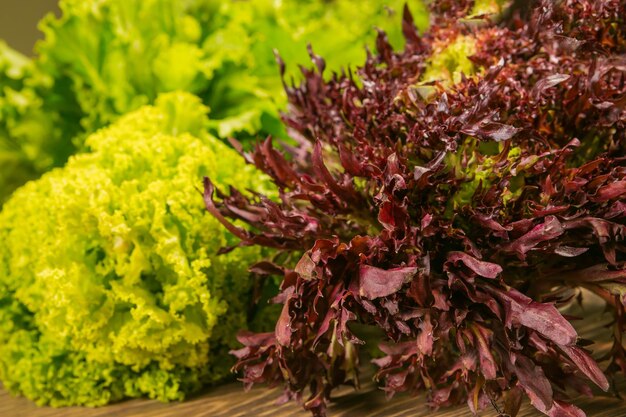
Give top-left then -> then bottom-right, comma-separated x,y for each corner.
204,1 -> 626,416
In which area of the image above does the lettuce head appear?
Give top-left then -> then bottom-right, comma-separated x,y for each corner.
0,92 -> 273,406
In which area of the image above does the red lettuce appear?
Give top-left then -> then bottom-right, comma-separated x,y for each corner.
205,1 -> 626,416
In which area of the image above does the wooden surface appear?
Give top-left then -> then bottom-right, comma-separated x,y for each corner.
1,300 -> 624,417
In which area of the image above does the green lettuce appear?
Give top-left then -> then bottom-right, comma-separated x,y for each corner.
0,92 -> 273,406
37,0 -> 428,141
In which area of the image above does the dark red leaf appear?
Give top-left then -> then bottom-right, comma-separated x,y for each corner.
560,345 -> 610,391
511,354 -> 554,412
494,288 -> 578,346
446,252 -> 503,279
359,265 -> 417,299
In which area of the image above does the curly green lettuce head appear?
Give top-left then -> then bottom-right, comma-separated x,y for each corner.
0,92 -> 273,406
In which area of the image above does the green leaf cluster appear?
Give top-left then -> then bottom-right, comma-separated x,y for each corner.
36,0 -> 428,139
0,92 -> 273,405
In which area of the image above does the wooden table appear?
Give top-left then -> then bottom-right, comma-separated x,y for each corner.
2,375 -> 625,417
1,299 -> 624,417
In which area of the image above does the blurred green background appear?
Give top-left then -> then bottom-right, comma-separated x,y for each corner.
0,0 -> 59,54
